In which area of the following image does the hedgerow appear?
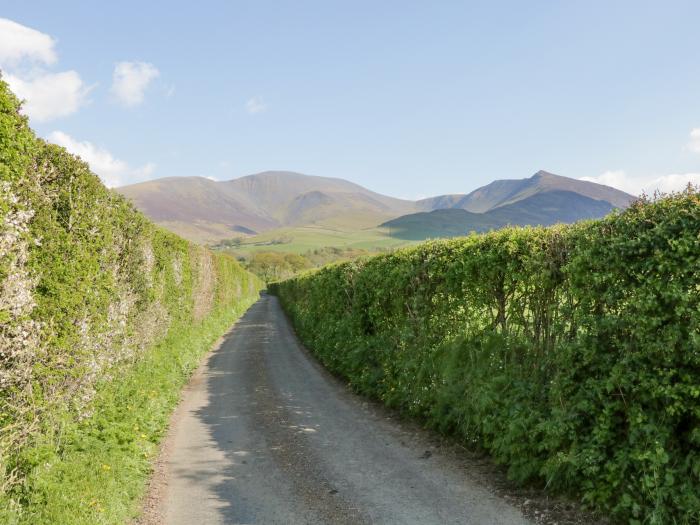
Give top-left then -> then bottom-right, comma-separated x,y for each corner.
271,190 -> 700,523
0,79 -> 262,523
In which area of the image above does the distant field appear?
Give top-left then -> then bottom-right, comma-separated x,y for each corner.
221,224 -> 415,255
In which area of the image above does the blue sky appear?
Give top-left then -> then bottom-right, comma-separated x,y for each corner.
2,1 -> 700,197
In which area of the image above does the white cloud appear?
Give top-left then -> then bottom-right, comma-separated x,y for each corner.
5,71 -> 91,122
133,162 -> 157,179
0,18 -> 90,121
110,61 -> 160,107
582,170 -> 700,196
246,96 -> 267,114
0,17 -> 57,66
688,128 -> 700,153
47,131 -> 156,187
581,170 -> 630,191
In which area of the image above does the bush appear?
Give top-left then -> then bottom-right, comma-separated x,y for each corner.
271,191 -> 700,523
244,251 -> 312,282
0,79 -> 262,522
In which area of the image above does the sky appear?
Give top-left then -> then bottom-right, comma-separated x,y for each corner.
1,1 -> 700,198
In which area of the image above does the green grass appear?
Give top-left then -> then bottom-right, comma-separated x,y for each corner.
1,296 -> 258,525
227,224 -> 415,255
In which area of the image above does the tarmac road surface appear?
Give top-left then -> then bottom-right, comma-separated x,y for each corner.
155,294 -> 530,525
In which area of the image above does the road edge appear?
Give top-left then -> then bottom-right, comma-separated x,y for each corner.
133,320 -> 241,525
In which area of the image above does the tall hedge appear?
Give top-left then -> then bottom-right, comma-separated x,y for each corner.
0,79 -> 261,519
271,191 -> 700,523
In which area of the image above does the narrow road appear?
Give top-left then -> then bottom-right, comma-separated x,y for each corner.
155,294 -> 530,524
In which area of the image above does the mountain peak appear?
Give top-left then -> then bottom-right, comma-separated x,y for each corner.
418,171 -> 635,214
532,170 -> 558,179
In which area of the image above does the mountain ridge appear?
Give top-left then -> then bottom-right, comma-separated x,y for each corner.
418,170 -> 634,212
384,190 -> 617,240
116,170 -> 636,244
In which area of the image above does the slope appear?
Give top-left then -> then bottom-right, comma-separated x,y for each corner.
117,171 -> 416,243
383,190 -> 616,240
116,170 -> 635,245
418,170 -> 634,212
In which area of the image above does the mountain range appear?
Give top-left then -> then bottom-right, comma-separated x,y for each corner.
116,170 -> 635,244
386,170 -> 634,240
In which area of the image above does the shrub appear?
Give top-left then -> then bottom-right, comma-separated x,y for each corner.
0,79 -> 262,522
271,190 -> 700,523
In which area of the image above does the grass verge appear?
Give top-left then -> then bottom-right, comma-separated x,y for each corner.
1,295 -> 257,525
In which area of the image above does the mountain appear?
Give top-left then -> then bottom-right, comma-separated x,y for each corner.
417,170 -> 634,212
383,190 -> 618,240
116,170 -> 635,244
117,171 -> 415,243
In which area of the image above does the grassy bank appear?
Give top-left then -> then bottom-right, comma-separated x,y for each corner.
0,79 -> 262,523
271,190 -> 700,523
4,295 -> 256,524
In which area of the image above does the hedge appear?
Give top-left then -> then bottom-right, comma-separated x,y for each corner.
0,78 -> 262,522
271,190 -> 700,523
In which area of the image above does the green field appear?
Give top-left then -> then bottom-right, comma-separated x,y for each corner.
219,224 -> 416,255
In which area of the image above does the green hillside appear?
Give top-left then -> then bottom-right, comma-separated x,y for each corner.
215,224 -> 412,255
385,190 -> 616,240
379,209 -> 500,240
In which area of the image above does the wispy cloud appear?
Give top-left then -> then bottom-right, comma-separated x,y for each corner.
581,170 -> 700,196
0,18 -> 91,121
582,129 -> 700,196
110,61 -> 160,107
246,96 -> 267,114
47,130 -> 156,187
687,128 -> 700,153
